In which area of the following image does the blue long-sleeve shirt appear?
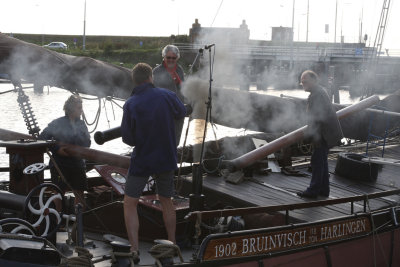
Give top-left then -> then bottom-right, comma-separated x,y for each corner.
121,83 -> 186,177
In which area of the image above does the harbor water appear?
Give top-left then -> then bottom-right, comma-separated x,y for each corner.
0,82 -> 384,181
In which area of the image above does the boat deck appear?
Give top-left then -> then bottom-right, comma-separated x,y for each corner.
180,139 -> 400,224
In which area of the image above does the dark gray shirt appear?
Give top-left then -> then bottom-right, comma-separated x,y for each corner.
306,86 -> 343,148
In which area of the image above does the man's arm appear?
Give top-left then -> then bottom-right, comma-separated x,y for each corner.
169,93 -> 186,119
121,105 -> 136,146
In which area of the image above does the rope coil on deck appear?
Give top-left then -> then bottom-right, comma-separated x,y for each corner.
297,141 -> 313,154
202,155 -> 225,173
110,251 -> 139,266
149,243 -> 184,267
59,247 -> 94,267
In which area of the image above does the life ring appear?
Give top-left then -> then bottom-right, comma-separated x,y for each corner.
335,153 -> 380,182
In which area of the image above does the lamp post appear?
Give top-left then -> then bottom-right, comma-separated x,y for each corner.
83,0 -> 86,51
334,0 -> 338,43
290,0 -> 295,69
306,0 -> 309,42
35,3 -> 44,46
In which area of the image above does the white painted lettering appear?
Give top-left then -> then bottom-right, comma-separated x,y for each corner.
250,238 -> 256,253
287,232 -> 293,247
293,232 -> 299,245
300,230 -> 306,244
282,233 -> 287,247
270,235 -> 277,249
242,239 -> 249,254
256,237 -> 264,252
321,226 -> 327,240
360,219 -> 366,231
232,242 -> 237,255
332,225 -> 337,238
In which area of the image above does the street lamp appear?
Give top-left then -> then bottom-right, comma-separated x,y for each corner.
83,0 -> 86,51
290,0 -> 295,69
306,0 -> 309,42
35,3 -> 44,46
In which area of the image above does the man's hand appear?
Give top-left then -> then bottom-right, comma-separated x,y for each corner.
184,104 -> 193,116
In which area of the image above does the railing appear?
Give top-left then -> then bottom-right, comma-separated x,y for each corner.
185,188 -> 400,224
175,43 -> 382,60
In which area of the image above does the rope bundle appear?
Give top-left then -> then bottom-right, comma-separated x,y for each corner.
59,247 -> 94,267
149,243 -> 183,267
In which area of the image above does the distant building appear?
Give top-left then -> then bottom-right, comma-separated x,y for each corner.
189,19 -> 250,45
271,27 -> 293,45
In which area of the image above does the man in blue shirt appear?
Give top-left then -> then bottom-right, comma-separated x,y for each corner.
121,63 -> 186,257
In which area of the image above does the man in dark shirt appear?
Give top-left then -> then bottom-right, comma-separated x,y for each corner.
297,70 -> 343,198
121,63 -> 186,256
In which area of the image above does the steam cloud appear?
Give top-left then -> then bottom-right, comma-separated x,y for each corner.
0,34 -> 133,99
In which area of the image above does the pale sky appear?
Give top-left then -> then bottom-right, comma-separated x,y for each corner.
1,0 -> 400,50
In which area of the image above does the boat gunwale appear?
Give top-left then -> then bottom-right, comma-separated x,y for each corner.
190,205 -> 400,266
185,188 -> 400,221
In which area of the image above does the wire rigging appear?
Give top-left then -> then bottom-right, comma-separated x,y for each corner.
211,0 -> 224,27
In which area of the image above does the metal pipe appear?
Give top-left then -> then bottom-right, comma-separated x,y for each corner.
0,128 -> 33,141
62,143 -> 130,169
75,203 -> 84,247
280,93 -> 400,117
94,127 -> 121,145
223,95 -> 380,171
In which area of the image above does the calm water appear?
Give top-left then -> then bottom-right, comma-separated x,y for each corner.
0,83 -> 385,181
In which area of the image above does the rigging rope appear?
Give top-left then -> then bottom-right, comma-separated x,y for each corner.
365,195 -> 390,267
46,149 -> 111,233
79,95 -> 123,133
102,98 -> 111,128
81,97 -> 101,133
210,0 -> 224,27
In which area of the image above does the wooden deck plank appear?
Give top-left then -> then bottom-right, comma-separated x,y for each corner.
200,155 -> 397,223
181,141 -> 400,224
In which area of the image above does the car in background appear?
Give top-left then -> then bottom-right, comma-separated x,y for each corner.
43,42 -> 68,50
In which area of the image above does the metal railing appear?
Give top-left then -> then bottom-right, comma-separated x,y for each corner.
185,188 -> 400,223
175,43 -> 382,60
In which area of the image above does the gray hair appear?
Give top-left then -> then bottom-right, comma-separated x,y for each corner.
64,94 -> 82,116
162,45 -> 180,59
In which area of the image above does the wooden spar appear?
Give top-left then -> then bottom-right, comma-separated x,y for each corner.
0,128 -> 33,141
0,128 -> 130,169
62,144 -> 130,169
224,95 -> 380,171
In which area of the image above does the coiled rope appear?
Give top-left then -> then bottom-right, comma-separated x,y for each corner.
110,251 -> 139,266
149,243 -> 184,267
59,247 -> 94,267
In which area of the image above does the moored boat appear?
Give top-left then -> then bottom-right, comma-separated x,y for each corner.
1,33 -> 400,267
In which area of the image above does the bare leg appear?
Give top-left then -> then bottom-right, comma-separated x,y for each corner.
158,195 -> 176,244
124,195 -> 140,251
